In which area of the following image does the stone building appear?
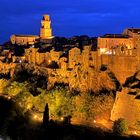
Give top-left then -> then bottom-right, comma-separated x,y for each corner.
40,15 -> 53,39
97,28 -> 140,55
68,47 -> 81,68
3,13 -> 140,127
10,14 -> 53,45
68,46 -> 96,70
97,28 -> 140,83
24,47 -> 61,66
10,35 -> 39,45
111,88 -> 140,126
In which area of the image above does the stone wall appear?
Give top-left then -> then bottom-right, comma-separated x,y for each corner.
10,35 -> 39,45
101,54 -> 137,83
98,37 -> 133,52
111,88 -> 140,126
24,48 -> 61,65
23,46 -> 139,85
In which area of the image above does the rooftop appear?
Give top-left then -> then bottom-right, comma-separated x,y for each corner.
43,15 -> 50,21
127,28 -> 140,34
13,35 -> 39,37
100,34 -> 129,38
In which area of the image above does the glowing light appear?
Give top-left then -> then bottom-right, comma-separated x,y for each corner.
19,60 -> 22,63
34,115 -> 38,119
100,48 -> 107,54
23,56 -> 25,59
134,131 -> 137,135
93,120 -> 96,123
60,117 -> 64,121
105,51 -> 112,55
7,96 -> 11,100
48,60 -> 51,63
127,45 -> 131,49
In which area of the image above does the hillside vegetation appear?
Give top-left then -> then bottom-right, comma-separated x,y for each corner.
0,64 -> 124,139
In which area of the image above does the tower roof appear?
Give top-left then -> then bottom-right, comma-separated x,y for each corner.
43,15 -> 50,21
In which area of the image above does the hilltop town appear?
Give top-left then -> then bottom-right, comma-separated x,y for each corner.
1,14 -> 140,117
0,14 -> 140,89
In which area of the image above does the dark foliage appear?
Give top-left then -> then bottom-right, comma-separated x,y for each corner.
0,72 -> 11,79
108,71 -> 122,92
100,65 -> 108,71
0,97 -> 13,131
43,103 -> 49,127
53,82 -> 69,89
13,64 -> 48,96
47,61 -> 59,69
131,82 -> 140,89
3,41 -> 14,50
70,89 -> 80,96
1,57 -> 12,64
0,97 -> 140,140
123,74 -> 138,87
14,69 -> 32,82
14,44 -> 25,56
113,118 -> 128,135
99,88 -> 113,95
135,95 -> 140,99
127,92 -> 137,95
38,46 -> 53,53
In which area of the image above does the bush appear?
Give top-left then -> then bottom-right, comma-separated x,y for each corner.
135,120 -> 140,130
113,118 -> 128,135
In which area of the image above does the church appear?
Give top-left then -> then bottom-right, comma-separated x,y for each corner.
10,14 -> 53,45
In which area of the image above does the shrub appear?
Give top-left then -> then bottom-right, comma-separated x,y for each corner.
113,118 -> 128,135
135,120 -> 140,130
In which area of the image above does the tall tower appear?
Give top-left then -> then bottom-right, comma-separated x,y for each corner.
40,14 -> 53,39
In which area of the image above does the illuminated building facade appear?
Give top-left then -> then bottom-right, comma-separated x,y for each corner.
40,15 -> 53,39
10,35 -> 39,45
10,14 -> 53,45
97,28 -> 140,55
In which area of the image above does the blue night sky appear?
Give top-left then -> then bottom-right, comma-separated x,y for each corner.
0,0 -> 140,44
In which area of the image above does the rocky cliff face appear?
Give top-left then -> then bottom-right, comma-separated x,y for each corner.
111,71 -> 140,126
47,65 -> 121,94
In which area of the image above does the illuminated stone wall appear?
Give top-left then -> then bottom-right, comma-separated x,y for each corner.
36,52 -> 46,65
82,46 -> 91,70
101,54 -> 137,83
1,40 -> 139,93
111,88 -> 140,126
24,48 -> 38,64
24,48 -> 61,65
59,57 -> 68,71
49,50 -> 62,62
98,37 -> 133,53
69,47 -> 82,68
97,28 -> 140,55
40,15 -> 53,39
10,35 -> 39,45
0,62 -> 16,76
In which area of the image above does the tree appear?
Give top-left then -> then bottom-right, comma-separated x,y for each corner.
113,118 -> 128,135
46,87 -> 74,119
43,103 -> 49,126
4,81 -> 28,97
